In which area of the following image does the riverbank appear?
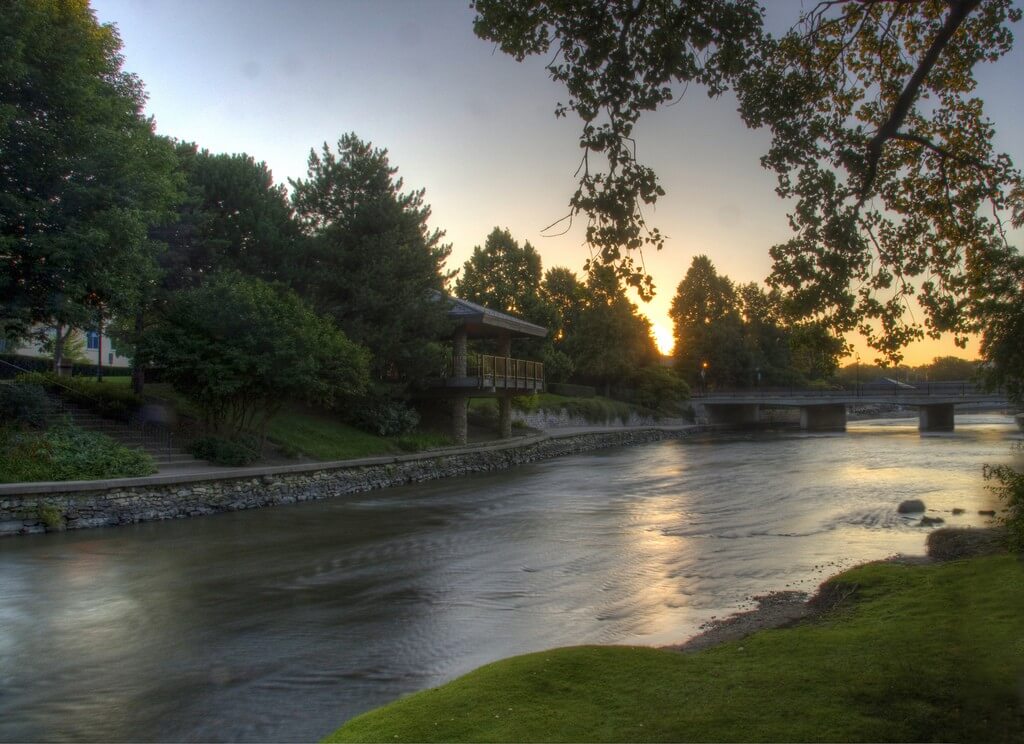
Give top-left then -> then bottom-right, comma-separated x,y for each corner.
0,425 -> 700,537
328,527 -> 1023,742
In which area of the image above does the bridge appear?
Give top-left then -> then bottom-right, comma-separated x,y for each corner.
695,382 -> 1011,432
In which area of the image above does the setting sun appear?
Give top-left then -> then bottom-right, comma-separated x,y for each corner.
652,323 -> 674,356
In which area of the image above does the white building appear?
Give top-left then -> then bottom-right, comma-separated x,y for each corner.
0,326 -> 132,369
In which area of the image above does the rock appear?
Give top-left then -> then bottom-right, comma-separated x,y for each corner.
951,508 -> 965,515
979,509 -> 997,517
919,516 -> 945,527
898,499 -> 926,514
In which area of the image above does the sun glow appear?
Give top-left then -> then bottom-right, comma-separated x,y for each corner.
652,323 -> 674,356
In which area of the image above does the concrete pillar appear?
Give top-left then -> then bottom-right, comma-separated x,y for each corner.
800,404 -> 847,431
705,403 -> 760,428
453,327 -> 467,377
451,397 -> 468,445
919,403 -> 954,432
498,395 -> 512,439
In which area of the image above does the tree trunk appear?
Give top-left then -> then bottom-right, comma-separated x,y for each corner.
53,324 -> 65,376
131,312 -> 146,395
96,316 -> 104,383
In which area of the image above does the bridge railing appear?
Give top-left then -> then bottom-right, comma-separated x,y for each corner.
693,380 -> 1003,399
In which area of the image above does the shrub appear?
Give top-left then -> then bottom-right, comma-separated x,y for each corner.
348,397 -> 420,437
633,365 -> 690,413
0,382 -> 54,428
0,424 -> 156,482
984,459 -> 1024,552
189,436 -> 259,467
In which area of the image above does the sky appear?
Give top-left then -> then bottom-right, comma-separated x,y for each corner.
90,0 -> 1024,364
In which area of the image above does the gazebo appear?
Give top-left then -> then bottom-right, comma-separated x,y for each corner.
424,294 -> 547,444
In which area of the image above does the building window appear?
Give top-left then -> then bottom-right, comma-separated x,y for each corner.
108,352 -> 114,365
0,339 -> 7,352
86,331 -> 100,350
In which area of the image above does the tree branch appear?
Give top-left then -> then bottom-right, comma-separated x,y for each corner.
859,0 -> 981,200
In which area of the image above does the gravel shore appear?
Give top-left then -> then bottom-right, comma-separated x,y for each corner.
664,526 -> 1008,654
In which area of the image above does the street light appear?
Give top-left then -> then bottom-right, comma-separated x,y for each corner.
700,360 -> 708,395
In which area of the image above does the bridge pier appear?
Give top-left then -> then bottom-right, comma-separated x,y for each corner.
704,403 -> 760,428
919,403 -> 955,432
799,404 -> 847,431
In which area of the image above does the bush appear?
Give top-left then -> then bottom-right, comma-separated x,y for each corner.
984,459 -> 1024,552
0,424 -> 156,482
348,397 -> 420,437
633,366 -> 690,413
189,436 -> 259,467
0,383 -> 54,428
0,353 -> 52,379
16,371 -> 143,421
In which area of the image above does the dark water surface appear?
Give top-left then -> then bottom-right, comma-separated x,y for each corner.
1,415 -> 1020,742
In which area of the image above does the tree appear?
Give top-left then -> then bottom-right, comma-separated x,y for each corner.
568,265 -> 659,392
136,273 -> 369,443
0,0 -> 181,370
290,134 -> 453,386
154,145 -> 301,289
670,256 -> 748,386
456,227 -> 554,324
456,227 -> 561,368
472,0 -> 1023,363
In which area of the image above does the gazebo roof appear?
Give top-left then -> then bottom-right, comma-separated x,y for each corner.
439,293 -> 548,339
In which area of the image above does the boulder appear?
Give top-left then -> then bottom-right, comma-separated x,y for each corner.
897,499 -> 926,514
919,515 -> 945,527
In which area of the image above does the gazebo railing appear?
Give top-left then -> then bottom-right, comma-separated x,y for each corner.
468,354 -> 544,388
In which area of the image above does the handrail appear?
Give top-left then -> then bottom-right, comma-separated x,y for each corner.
2,358 -> 176,455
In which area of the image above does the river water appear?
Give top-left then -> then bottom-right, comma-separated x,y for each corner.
1,414 -> 1020,742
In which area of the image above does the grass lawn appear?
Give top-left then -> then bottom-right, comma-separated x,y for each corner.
138,384 -> 449,461
327,553 -> 1024,742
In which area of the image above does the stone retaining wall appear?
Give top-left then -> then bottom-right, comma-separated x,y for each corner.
0,428 -> 696,537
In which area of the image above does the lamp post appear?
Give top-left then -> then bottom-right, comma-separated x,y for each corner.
855,352 -> 860,395
700,360 -> 708,395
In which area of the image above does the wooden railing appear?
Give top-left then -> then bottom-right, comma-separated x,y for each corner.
468,354 -> 544,389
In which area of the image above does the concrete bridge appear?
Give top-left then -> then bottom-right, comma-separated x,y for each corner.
696,382 -> 1011,433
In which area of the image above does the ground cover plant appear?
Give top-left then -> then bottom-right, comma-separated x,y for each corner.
327,553 -> 1024,743
0,423 -> 155,483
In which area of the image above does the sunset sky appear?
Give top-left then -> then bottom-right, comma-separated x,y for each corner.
91,0 -> 1024,364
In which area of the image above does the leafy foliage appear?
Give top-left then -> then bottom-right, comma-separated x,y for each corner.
0,0 -> 180,340
738,0 -> 1023,360
472,0 -> 762,298
347,396 -> 421,437
472,0 -> 1023,365
0,383 -> 53,429
984,459 -> 1024,552
136,273 -> 370,441
0,423 -> 155,483
188,435 -> 259,467
671,255 -> 844,387
290,134 -> 453,386
632,365 -> 689,413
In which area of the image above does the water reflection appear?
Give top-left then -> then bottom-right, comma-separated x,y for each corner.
0,415 -> 1019,742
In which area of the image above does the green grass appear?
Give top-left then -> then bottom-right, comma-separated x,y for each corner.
327,554 -> 1024,743
140,385 -> 452,461
266,408 -> 446,460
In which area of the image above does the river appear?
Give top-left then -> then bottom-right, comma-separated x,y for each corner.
0,414 -> 1020,742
